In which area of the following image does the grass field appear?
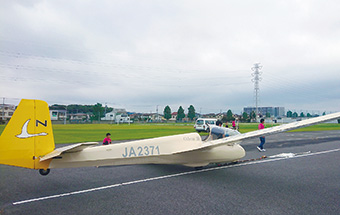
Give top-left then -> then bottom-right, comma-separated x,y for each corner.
0,123 -> 339,144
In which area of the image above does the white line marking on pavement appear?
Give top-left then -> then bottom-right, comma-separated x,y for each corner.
12,148 -> 340,206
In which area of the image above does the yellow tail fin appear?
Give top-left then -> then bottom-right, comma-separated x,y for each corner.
0,99 -> 55,169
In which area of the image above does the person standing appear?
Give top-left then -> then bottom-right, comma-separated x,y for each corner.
257,119 -> 266,152
103,133 -> 112,145
232,120 -> 236,129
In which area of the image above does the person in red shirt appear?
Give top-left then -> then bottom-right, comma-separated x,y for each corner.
232,120 -> 236,129
103,133 -> 112,145
257,119 -> 266,152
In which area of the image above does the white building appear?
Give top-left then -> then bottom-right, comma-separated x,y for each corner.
0,104 -> 16,121
115,113 -> 131,123
101,111 -> 116,121
101,108 -> 131,123
50,110 -> 67,121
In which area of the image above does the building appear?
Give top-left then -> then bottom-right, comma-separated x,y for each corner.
115,113 -> 131,123
0,104 -> 16,121
274,107 -> 285,117
243,106 -> 285,117
49,110 -> 67,121
102,111 -> 116,121
101,108 -> 131,123
169,112 -> 177,122
69,113 -> 90,122
101,108 -> 127,121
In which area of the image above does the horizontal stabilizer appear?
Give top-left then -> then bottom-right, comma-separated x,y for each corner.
40,142 -> 98,162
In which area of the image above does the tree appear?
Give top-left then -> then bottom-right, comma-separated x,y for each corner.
92,103 -> 105,121
307,113 -> 312,117
221,115 -> 227,123
292,112 -> 298,118
187,105 -> 196,121
176,106 -> 185,121
50,103 -> 113,115
300,112 -> 305,117
226,109 -> 234,122
50,104 -> 66,110
163,106 -> 171,121
242,112 -> 249,122
322,112 -> 326,116
287,110 -> 292,117
66,104 -> 99,114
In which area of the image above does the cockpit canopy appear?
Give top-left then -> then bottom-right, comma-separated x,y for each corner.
209,126 -> 241,140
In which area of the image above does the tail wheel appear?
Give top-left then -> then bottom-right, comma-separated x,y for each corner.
39,169 -> 50,176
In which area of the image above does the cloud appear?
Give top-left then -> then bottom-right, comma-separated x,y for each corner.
1,0 -> 340,113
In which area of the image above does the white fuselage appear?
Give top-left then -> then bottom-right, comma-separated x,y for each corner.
49,133 -> 245,168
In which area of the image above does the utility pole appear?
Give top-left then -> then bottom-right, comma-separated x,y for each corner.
2,97 -> 5,121
156,105 -> 159,123
251,63 -> 262,122
64,106 -> 67,125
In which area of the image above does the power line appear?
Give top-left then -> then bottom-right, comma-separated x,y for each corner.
0,50 -> 249,76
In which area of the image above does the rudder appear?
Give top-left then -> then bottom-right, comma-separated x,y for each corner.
0,99 -> 55,169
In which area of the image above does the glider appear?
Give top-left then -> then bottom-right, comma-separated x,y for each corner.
0,99 -> 339,175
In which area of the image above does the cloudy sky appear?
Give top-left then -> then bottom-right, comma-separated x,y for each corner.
1,0 -> 340,114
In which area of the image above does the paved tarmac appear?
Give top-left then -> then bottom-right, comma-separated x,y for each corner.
0,130 -> 339,215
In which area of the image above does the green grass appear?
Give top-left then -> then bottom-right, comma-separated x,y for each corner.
238,123 -> 340,133
287,123 -> 340,132
0,123 -> 196,144
0,122 -> 339,144
51,123 -> 196,144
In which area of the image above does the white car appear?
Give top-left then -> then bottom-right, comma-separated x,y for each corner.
194,118 -> 217,132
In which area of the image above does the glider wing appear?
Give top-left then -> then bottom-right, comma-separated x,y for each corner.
174,112 -> 340,154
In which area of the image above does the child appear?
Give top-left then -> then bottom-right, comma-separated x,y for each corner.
232,120 -> 236,129
103,133 -> 112,145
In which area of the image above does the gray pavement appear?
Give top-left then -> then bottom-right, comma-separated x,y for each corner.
0,130 -> 339,215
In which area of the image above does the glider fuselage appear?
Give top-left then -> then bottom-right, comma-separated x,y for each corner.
49,132 -> 245,168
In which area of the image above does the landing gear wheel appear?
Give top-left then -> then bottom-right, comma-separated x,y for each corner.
39,169 -> 50,176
